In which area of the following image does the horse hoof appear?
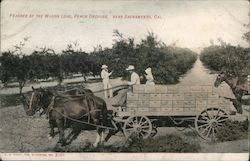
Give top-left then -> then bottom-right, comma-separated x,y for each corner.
93,143 -> 98,148
47,135 -> 53,140
57,142 -> 66,147
100,141 -> 107,147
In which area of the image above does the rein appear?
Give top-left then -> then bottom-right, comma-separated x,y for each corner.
91,84 -> 129,94
28,92 -> 35,111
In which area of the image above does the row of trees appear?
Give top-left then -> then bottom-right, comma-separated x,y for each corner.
0,31 -> 197,94
200,43 -> 250,77
200,14 -> 250,78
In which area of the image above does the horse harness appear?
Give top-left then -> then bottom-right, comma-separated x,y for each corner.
44,93 -> 101,124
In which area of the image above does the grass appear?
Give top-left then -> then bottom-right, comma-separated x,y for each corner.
122,134 -> 201,152
215,120 -> 249,142
0,94 -> 23,108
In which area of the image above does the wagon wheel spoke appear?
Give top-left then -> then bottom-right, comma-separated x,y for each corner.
217,118 -> 228,123
135,117 -> 139,124
197,123 -> 210,129
196,120 -> 209,124
140,120 -> 149,126
205,126 -> 212,138
216,115 -> 229,120
200,114 -> 209,121
204,110 -> 211,120
126,123 -> 134,128
212,128 -> 215,139
138,133 -> 144,138
125,128 -> 134,132
127,120 -> 134,126
201,125 -> 211,135
141,129 -> 151,134
139,117 -> 143,125
141,125 -> 150,129
217,123 -> 224,126
211,108 -> 215,118
214,109 -> 221,119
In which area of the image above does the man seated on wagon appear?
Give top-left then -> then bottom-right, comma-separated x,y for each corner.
112,65 -> 140,110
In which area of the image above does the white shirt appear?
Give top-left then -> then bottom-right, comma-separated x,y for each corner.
128,72 -> 140,85
101,69 -> 111,83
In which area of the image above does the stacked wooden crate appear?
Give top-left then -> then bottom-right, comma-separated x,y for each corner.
126,85 -> 233,113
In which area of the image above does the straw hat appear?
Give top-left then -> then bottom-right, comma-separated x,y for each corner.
126,65 -> 135,71
145,67 -> 152,74
101,64 -> 108,69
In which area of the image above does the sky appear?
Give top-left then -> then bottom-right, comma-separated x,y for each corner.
1,0 -> 249,54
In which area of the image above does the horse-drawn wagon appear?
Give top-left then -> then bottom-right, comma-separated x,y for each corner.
23,83 -> 245,147
111,84 -> 236,141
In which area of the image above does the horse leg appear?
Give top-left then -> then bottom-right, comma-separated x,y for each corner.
104,129 -> 120,143
48,119 -> 55,139
93,127 -> 103,147
103,120 -> 122,143
233,91 -> 243,114
56,119 -> 66,146
66,124 -> 82,145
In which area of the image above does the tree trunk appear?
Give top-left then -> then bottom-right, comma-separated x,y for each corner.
3,82 -> 8,87
57,78 -> 63,86
19,81 -> 25,94
82,73 -> 87,83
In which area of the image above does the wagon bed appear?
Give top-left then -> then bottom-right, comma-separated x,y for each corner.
118,84 -> 235,117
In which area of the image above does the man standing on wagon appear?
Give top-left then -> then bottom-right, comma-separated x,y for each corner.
101,64 -> 113,98
113,65 -> 140,108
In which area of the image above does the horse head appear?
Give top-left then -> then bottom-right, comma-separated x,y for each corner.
214,72 -> 227,87
23,87 -> 51,116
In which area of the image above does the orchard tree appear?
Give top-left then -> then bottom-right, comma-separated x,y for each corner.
15,55 -> 31,94
29,47 -> 53,80
111,30 -> 137,79
62,42 -> 91,81
0,51 -> 18,87
12,37 -> 31,94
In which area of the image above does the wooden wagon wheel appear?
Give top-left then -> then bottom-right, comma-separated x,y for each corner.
123,115 -> 152,139
195,107 -> 229,141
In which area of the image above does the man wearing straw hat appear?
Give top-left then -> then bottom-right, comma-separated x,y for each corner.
113,65 -> 140,109
101,64 -> 113,98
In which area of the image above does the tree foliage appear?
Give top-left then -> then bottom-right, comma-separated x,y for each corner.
200,43 -> 250,77
90,31 -> 197,84
0,31 -> 198,94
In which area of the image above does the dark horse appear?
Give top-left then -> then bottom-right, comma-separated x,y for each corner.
22,87 -> 116,147
214,72 -> 249,114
